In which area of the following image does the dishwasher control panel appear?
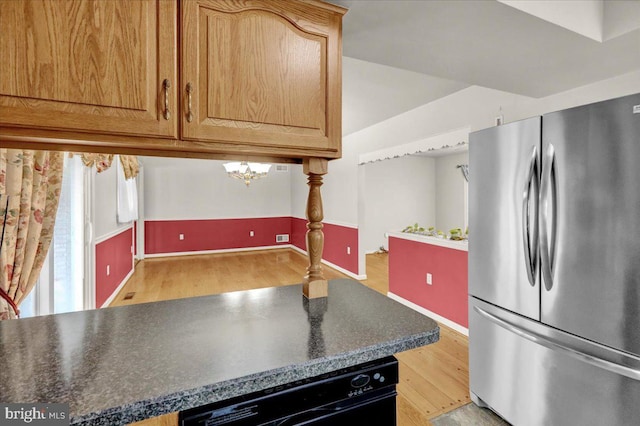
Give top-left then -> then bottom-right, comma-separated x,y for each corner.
179,356 -> 398,426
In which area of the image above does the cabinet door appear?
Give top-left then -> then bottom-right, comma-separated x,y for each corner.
181,0 -> 342,157
0,0 -> 177,138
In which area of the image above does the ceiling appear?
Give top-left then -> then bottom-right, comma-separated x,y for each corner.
333,0 -> 640,135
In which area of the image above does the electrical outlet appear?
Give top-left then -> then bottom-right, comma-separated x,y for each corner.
250,231 -> 254,237
179,234 -> 184,240
426,273 -> 432,285
107,265 -> 110,276
347,246 -> 351,255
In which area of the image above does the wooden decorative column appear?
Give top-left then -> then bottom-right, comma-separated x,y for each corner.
303,158 -> 329,298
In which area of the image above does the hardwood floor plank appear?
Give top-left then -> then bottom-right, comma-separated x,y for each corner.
400,349 -> 469,405
397,394 -> 434,426
398,355 -> 454,413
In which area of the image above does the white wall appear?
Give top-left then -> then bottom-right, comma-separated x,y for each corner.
362,156 -> 436,253
290,164 -> 306,219
322,139 -> 361,226
290,138 -> 361,226
435,152 -> 469,233
94,164 -> 129,239
142,157 -> 292,220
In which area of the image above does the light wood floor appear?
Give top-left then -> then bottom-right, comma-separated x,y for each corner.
118,249 -> 470,426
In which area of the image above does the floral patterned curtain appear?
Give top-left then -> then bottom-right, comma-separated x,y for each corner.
0,149 -> 64,320
79,153 -> 139,179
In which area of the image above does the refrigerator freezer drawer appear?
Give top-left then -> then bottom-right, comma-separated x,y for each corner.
469,297 -> 640,426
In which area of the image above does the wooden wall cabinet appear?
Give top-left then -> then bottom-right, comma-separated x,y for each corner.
0,0 -> 345,294
0,0 -> 178,139
181,0 -> 343,158
0,0 -> 345,160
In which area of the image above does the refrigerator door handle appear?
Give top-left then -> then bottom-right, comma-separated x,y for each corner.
540,143 -> 557,291
473,304 -> 640,381
522,146 -> 538,287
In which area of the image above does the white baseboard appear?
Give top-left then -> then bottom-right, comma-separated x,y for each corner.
387,292 -> 469,336
144,245 -> 290,258
289,245 -> 307,257
289,245 -> 366,281
323,259 -> 366,281
145,244 -> 366,280
101,268 -> 135,308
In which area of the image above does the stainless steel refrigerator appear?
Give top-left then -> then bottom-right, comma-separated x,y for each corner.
469,93 -> 640,426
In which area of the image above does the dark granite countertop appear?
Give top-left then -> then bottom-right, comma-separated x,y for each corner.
0,279 -> 439,425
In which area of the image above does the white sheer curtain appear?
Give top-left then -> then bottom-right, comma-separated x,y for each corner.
116,155 -> 138,223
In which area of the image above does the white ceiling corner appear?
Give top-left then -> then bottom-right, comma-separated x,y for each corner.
603,1 -> 640,41
498,0 -> 605,42
498,0 -> 640,43
342,57 -> 468,136
330,0 -> 640,136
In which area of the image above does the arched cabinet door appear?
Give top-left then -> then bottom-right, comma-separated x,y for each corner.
0,0 -> 178,138
181,0 -> 345,159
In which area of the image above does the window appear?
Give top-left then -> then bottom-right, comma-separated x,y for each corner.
20,155 -> 90,317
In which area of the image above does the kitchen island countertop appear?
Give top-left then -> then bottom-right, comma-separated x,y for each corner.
0,279 -> 439,425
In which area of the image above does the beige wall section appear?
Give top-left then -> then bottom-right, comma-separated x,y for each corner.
142,157 -> 292,220
435,152 -> 469,233
94,164 -> 125,239
363,155 -> 436,253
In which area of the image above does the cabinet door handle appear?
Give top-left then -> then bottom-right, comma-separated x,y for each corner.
186,82 -> 194,123
162,79 -> 171,120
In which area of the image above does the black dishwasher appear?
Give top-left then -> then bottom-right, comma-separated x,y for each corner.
179,356 -> 399,426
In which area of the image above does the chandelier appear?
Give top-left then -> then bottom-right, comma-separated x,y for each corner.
223,161 -> 272,186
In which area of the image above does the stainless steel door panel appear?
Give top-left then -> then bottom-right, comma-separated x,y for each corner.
541,93 -> 640,356
469,117 -> 541,320
469,297 -> 640,426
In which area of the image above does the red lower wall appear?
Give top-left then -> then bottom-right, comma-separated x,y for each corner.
291,217 -> 358,275
95,227 -> 133,307
291,217 -> 307,252
389,236 -> 468,328
95,218 -> 359,307
323,222 -> 359,275
145,216 -> 359,275
145,217 -> 292,255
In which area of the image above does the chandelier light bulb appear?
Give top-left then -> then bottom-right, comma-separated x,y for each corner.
223,161 -> 272,186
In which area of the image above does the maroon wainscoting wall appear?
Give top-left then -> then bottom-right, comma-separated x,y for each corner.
291,217 -> 307,252
93,218 -> 358,307
322,222 -> 358,275
95,227 -> 134,307
145,216 -> 360,276
291,217 -> 359,275
144,217 -> 292,255
133,221 -> 137,256
388,236 -> 468,327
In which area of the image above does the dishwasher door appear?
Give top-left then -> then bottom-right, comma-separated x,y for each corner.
179,356 -> 399,426
275,386 -> 397,425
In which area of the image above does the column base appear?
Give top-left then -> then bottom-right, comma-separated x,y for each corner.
303,279 -> 328,299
